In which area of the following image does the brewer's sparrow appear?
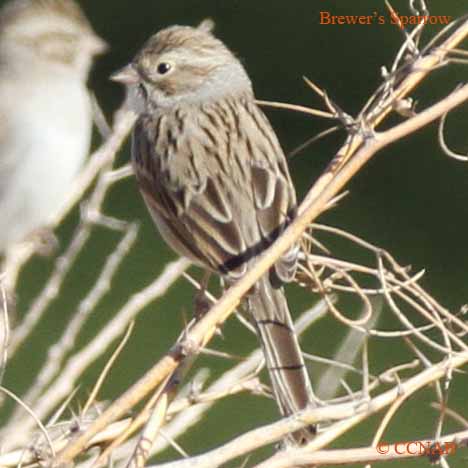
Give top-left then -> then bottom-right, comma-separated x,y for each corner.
113,22 -> 315,443
0,0 -> 106,251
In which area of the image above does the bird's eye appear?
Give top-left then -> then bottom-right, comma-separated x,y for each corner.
157,62 -> 172,75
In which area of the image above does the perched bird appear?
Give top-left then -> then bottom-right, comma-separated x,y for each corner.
112,21 -> 315,443
0,0 -> 106,251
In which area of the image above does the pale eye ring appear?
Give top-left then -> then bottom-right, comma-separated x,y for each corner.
157,62 -> 172,75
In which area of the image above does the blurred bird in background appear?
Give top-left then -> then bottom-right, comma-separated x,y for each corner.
0,0 -> 106,254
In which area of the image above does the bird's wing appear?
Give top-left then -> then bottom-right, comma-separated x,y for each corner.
132,100 -> 297,280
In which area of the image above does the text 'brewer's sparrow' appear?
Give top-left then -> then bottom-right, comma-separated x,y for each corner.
0,0 -> 106,252
112,21 -> 315,444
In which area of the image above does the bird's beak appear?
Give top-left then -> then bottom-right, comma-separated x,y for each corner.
88,34 -> 109,56
110,64 -> 140,85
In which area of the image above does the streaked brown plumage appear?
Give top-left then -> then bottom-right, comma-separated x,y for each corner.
113,21 -> 315,444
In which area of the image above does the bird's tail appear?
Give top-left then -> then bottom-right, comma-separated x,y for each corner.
247,276 -> 316,444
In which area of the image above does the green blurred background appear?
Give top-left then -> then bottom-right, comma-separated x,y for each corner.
3,0 -> 467,466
